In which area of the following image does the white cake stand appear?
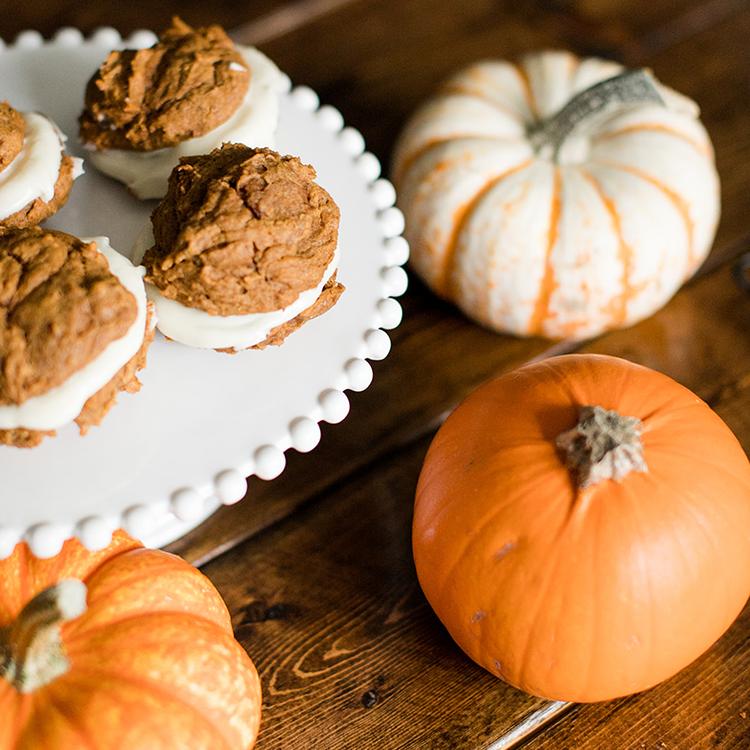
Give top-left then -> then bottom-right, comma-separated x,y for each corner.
0,28 -> 408,559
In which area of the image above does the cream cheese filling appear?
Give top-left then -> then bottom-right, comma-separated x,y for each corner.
132,225 -> 339,351
87,46 -> 284,199
0,112 -> 81,221
0,238 -> 149,431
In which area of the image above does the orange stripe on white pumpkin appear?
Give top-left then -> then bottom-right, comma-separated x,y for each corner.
527,168 -> 561,336
398,139 -> 533,292
439,159 -> 533,297
586,163 -> 689,325
593,160 -> 696,269
439,84 -> 523,121
593,124 -> 711,157
392,94 -> 526,183
581,169 -> 641,328
440,61 -> 536,122
589,132 -> 719,276
451,161 -> 556,334
393,135 -> 496,189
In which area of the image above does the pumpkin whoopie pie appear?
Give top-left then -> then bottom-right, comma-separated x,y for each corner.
132,143 -> 343,352
0,227 -> 154,447
79,17 -> 284,199
0,101 -> 82,229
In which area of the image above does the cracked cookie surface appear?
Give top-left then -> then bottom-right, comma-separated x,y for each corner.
144,144 -> 340,316
79,17 -> 250,151
0,227 -> 137,406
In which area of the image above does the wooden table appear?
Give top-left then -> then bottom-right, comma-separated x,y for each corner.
4,1 -> 750,747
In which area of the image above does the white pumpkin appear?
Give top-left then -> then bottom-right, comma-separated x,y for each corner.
393,50 -> 720,339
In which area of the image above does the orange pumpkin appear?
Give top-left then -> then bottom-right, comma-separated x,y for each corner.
413,354 -> 750,702
0,532 -> 262,749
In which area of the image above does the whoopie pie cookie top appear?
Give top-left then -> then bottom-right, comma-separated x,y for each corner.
0,227 -> 137,405
79,16 -> 251,152
142,144 -> 340,316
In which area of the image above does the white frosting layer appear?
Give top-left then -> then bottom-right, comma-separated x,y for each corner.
132,225 -> 339,350
0,238 -> 149,431
0,112 -> 67,220
87,46 -> 284,199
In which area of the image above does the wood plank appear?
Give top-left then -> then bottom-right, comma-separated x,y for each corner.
170,2 -> 750,564
0,0 -> 341,41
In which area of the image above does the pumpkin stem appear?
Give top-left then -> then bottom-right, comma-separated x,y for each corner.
0,579 -> 87,693
556,405 -> 648,488
528,69 -> 664,160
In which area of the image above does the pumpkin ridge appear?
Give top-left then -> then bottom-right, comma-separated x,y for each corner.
583,495 -> 606,697
592,124 -> 711,156
591,159 -> 696,271
512,62 -> 538,120
68,538 -> 143,587
30,689 -> 98,750
431,467 -> 571,618
0,686 -> 29,746
64,607 -> 238,658
580,169 -> 636,328
439,83 -> 527,121
644,442 -> 750,490
479,176 -> 535,321
67,548 -> 233,635
514,526 -> 571,693
394,134 -> 520,187
64,605 -> 231,644
624,481 -> 660,690
527,167 -> 561,335
67,663 -> 239,750
437,159 -> 533,297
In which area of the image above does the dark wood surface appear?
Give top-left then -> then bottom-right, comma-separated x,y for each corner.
3,1 -> 750,747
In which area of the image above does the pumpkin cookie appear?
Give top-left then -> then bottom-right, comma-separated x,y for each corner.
0,227 -> 154,448
0,101 -> 83,230
79,17 -> 285,199
133,144 -> 343,352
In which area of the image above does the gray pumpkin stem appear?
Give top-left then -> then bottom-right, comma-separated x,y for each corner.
529,69 -> 664,158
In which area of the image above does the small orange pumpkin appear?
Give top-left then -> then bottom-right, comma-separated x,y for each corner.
413,354 -> 750,702
0,532 -> 261,749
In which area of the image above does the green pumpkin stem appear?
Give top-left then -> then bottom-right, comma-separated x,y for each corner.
556,405 -> 648,488
0,579 -> 87,693
529,69 -> 664,159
